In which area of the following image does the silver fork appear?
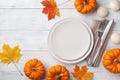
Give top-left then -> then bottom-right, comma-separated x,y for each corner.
87,20 -> 107,66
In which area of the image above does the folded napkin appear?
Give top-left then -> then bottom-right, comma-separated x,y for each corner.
86,19 -> 114,66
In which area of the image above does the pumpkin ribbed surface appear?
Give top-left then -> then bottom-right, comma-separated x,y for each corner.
46,65 -> 70,80
102,48 -> 120,73
74,0 -> 96,14
24,58 -> 45,80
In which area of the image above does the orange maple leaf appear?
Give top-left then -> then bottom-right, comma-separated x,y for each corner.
72,65 -> 94,80
41,0 -> 60,20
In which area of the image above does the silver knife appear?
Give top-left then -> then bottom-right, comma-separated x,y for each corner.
92,19 -> 114,67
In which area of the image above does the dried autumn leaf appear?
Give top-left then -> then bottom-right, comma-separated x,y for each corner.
72,65 -> 94,80
41,0 -> 60,20
82,72 -> 94,80
0,43 -> 22,64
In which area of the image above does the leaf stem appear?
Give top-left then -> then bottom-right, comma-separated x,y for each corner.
12,61 -> 23,76
84,0 -> 88,4
57,0 -> 71,6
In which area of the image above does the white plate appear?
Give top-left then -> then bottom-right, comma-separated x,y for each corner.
48,18 -> 94,64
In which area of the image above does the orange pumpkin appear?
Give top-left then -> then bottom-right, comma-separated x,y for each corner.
74,0 -> 96,14
24,58 -> 45,80
102,48 -> 120,73
46,65 -> 70,80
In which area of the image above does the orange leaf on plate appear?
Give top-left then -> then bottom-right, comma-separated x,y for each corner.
41,0 -> 60,20
72,65 -> 94,80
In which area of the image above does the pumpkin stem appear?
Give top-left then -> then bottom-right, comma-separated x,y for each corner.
84,0 -> 88,4
32,67 -> 37,71
114,59 -> 120,63
56,74 -> 64,80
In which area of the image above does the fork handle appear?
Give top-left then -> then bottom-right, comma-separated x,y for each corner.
87,35 -> 101,66
92,41 -> 104,67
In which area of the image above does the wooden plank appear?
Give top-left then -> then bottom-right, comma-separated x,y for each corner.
0,0 -> 74,8
0,70 -> 120,80
0,9 -> 120,30
0,71 -> 28,80
0,0 -> 110,8
0,30 -> 48,51
0,9 -> 50,30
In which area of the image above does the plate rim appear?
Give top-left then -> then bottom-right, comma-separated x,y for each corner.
48,18 -> 94,64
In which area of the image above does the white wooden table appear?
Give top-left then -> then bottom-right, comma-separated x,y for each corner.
0,0 -> 120,80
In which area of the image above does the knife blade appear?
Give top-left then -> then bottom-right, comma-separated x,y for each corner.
92,19 -> 114,67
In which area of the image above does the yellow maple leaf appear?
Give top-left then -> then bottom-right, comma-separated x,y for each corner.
0,43 -> 22,64
72,65 -> 94,80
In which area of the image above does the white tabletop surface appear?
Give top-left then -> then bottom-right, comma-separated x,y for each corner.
0,0 -> 120,80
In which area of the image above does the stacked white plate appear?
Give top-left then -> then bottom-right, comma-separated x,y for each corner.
48,18 -> 94,64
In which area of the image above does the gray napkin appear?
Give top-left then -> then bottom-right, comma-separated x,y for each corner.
86,19 -> 109,66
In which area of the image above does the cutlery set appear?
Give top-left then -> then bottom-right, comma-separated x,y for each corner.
87,19 -> 114,67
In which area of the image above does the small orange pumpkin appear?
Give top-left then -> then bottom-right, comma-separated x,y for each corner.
46,65 -> 70,80
102,48 -> 120,73
24,58 -> 45,80
74,0 -> 96,14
